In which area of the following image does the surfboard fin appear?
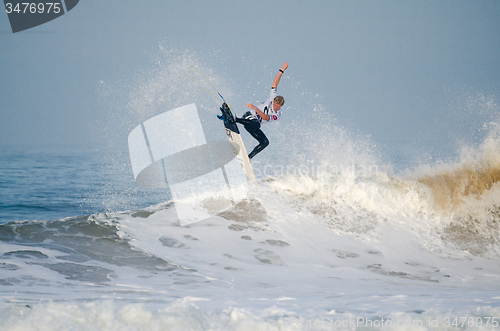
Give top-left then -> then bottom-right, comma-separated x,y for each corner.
217,114 -> 230,123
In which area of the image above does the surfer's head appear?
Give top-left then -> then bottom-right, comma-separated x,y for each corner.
273,96 -> 285,110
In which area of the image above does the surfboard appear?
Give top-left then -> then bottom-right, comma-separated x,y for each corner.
219,103 -> 257,185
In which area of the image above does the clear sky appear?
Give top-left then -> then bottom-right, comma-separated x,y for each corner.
1,1 -> 499,161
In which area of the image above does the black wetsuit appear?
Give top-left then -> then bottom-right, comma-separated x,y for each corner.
235,112 -> 269,159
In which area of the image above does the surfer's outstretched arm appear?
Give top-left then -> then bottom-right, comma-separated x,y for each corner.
246,103 -> 270,121
272,62 -> 288,89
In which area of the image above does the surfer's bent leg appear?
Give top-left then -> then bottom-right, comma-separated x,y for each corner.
235,117 -> 269,159
246,128 -> 269,159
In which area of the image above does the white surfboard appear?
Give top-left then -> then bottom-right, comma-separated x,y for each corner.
220,103 -> 257,185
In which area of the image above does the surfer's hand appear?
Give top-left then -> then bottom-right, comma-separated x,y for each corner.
246,103 -> 256,110
281,63 -> 288,71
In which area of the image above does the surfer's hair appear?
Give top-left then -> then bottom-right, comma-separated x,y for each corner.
274,96 -> 285,106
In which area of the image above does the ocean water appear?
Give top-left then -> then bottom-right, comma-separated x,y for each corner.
1,129 -> 500,330
1,56 -> 500,330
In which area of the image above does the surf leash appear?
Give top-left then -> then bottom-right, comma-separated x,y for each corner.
188,66 -> 230,105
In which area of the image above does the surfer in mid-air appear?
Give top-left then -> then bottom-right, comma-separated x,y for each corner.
219,62 -> 288,161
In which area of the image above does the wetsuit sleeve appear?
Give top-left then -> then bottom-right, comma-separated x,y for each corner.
268,88 -> 277,101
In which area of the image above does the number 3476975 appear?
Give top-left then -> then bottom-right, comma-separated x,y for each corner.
5,3 -> 62,14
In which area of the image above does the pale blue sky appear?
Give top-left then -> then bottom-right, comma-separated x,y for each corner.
1,1 -> 499,163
